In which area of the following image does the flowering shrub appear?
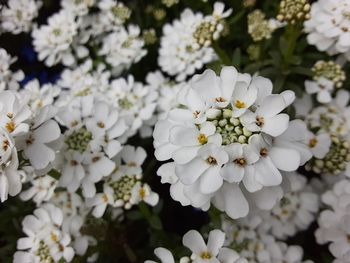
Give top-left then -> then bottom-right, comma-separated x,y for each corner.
0,0 -> 349,262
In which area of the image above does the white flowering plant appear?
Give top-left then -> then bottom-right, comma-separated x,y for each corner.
0,0 -> 349,262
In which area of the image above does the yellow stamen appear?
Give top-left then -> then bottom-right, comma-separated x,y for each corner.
235,100 -> 246,109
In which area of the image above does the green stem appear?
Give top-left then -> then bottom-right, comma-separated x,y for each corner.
212,42 -> 231,66
283,24 -> 301,63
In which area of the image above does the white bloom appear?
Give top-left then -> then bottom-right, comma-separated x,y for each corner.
315,178 -> 350,262
154,67 -> 311,219
107,75 -> 157,138
0,90 -> 31,136
57,97 -> 126,197
99,25 -> 146,76
21,172 -> 57,206
14,204 -> 75,262
130,182 -> 159,206
146,229 -> 245,263
32,10 -> 79,66
257,172 -> 320,240
98,0 -> 131,30
304,0 -> 350,60
18,106 -> 61,170
222,216 -> 309,263
305,77 -> 334,104
87,145 -> 157,216
0,151 -> 23,202
306,131 -> 332,159
62,0 -> 95,16
21,79 -> 60,113
158,9 -> 216,81
0,0 -> 42,34
0,48 -> 24,91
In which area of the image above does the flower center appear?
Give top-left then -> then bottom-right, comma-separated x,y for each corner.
208,108 -> 255,145
307,135 -> 350,175
5,121 -> 15,133
36,241 -> 54,263
198,134 -> 208,145
206,156 -> 217,165
255,116 -> 264,127
308,138 -> 318,148
234,158 -> 246,167
200,251 -> 212,259
109,175 -> 138,204
118,97 -> 134,110
235,100 -> 246,109
260,148 -> 268,157
65,127 -> 93,153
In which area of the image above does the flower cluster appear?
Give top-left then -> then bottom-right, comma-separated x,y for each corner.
0,0 -> 350,262
146,229 -> 247,263
316,179 -> 350,262
154,66 -> 311,219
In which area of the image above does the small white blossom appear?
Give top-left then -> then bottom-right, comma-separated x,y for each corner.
0,0 -> 42,34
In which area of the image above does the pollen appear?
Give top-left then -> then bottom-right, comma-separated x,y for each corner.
309,138 -> 318,148
198,133 -> 208,145
206,156 -> 217,165
51,233 -> 58,242
2,140 -> 9,151
102,194 -> 108,203
200,251 -> 212,259
260,148 -> 268,157
255,116 -> 264,127
139,187 -> 146,199
97,122 -> 105,128
234,158 -> 246,167
235,100 -> 246,109
5,121 -> 15,133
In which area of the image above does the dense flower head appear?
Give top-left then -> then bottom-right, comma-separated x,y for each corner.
277,0 -> 311,24
315,178 -> 350,262
305,0 -> 350,60
158,2 -> 231,81
222,215 -> 310,263
312,60 -> 346,88
154,66 -> 311,219
0,0 -> 42,34
32,10 -> 79,66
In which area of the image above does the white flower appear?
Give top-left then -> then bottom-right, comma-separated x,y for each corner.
21,79 -> 60,113
145,247 -> 176,263
57,97 -> 126,197
145,70 -> 188,117
305,77 -> 334,104
0,151 -> 23,202
0,0 -> 42,34
87,145 -> 157,216
158,9 -> 216,81
258,172 -> 320,240
32,10 -> 79,66
222,216 -> 309,263
130,182 -> 159,206
97,0 -> 131,30
154,66 -> 311,219
0,48 -> 24,91
107,75 -> 157,138
14,204 -> 75,262
19,106 -> 61,170
315,178 -> 350,262
61,0 -> 94,16
306,90 -> 350,137
0,90 -> 31,136
99,25 -> 147,76
304,0 -> 350,60
20,168 -> 57,205
306,131 -> 331,159
146,229 -> 245,263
